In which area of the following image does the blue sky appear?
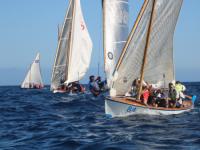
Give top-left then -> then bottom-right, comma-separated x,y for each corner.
0,0 -> 199,85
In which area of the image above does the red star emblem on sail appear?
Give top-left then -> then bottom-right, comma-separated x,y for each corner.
81,22 -> 85,31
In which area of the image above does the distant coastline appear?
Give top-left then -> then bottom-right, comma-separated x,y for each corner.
0,67 -> 199,86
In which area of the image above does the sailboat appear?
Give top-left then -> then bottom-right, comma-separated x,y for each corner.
51,0 -> 93,93
21,53 -> 44,89
102,0 -> 129,89
105,0 -> 196,117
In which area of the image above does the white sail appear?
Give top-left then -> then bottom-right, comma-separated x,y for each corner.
21,53 -> 43,88
143,0 -> 183,88
111,0 -> 183,96
51,0 -> 92,90
102,0 -> 129,88
51,0 -> 74,90
65,0 -> 93,84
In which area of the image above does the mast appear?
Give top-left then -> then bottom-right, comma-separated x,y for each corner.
96,0 -> 103,76
137,0 -> 156,100
29,64 -> 32,88
65,0 -> 76,84
38,53 -> 43,86
57,24 -> 60,41
114,0 -> 149,73
97,62 -> 100,76
102,0 -> 106,73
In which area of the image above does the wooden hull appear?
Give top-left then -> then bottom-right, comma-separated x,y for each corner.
105,96 -> 194,117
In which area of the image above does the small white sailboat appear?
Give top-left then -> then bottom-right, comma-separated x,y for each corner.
21,53 -> 44,89
51,0 -> 93,93
105,0 -> 196,117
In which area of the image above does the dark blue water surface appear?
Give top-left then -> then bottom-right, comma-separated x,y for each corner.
0,83 -> 200,150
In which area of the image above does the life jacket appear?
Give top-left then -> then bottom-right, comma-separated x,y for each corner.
175,84 -> 185,92
142,90 -> 150,100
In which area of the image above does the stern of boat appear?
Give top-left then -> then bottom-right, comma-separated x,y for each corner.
105,96 -> 194,117
105,97 -> 137,118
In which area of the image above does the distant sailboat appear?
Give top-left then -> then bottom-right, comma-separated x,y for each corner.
21,53 -> 44,89
105,0 -> 196,117
102,0 -> 129,88
51,0 -> 93,93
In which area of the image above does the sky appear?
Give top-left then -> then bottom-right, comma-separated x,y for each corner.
0,0 -> 199,85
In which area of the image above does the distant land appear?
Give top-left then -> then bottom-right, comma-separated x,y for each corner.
0,67 -> 106,86
0,67 -> 200,86
0,67 -> 199,86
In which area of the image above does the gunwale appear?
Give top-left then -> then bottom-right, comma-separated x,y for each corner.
106,96 -> 193,111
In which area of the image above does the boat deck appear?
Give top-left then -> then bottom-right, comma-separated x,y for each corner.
106,96 -> 193,111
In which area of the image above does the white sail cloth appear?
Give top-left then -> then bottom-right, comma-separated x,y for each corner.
66,0 -> 92,84
103,0 -> 129,88
21,53 -> 43,88
111,0 -> 183,96
51,0 -> 74,90
51,0 -> 92,90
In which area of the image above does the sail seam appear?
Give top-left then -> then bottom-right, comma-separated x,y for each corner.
113,0 -> 150,74
50,0 -> 73,90
104,1 -> 128,4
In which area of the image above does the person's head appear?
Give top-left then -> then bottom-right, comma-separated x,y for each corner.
89,75 -> 95,82
176,81 -> 181,84
169,83 -> 173,89
132,79 -> 136,85
143,86 -> 148,90
96,76 -> 101,81
156,89 -> 161,94
149,85 -> 153,90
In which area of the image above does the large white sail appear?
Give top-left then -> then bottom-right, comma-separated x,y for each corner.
65,0 -> 93,84
51,0 -> 92,90
51,0 -> 74,90
111,0 -> 183,96
102,0 -> 129,88
21,53 -> 43,88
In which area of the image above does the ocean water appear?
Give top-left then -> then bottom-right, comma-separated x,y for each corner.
0,83 -> 200,150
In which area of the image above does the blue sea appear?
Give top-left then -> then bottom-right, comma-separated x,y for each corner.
0,82 -> 200,150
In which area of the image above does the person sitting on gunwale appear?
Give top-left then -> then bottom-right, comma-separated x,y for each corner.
125,78 -> 148,97
155,89 -> 168,107
71,81 -> 85,93
175,81 -> 186,107
95,76 -> 108,92
89,75 -> 100,96
168,82 -> 177,108
95,76 -> 104,91
141,86 -> 150,106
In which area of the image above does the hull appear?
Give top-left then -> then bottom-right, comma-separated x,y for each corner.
105,97 -> 194,117
21,87 -> 43,89
53,89 -> 85,94
53,90 -> 67,93
21,85 -> 43,89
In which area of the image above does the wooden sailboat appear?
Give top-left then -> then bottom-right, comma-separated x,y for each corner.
105,0 -> 196,117
51,0 -> 93,93
21,53 -> 44,89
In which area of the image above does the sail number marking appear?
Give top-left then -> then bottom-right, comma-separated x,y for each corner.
127,106 -> 136,113
107,52 -> 113,60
